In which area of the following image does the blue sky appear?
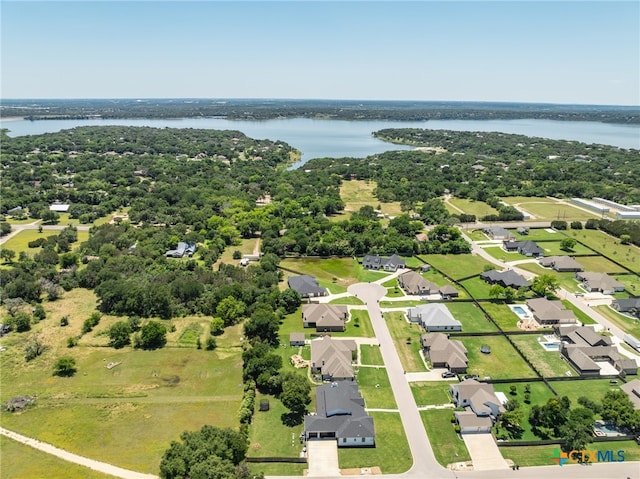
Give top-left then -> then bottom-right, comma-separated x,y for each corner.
1,1 -> 638,105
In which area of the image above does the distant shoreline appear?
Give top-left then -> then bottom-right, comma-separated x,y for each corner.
0,116 -> 25,122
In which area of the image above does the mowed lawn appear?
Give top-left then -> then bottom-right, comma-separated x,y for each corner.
571,255 -> 628,274
447,198 -> 499,218
419,254 -> 494,280
339,179 -> 403,218
459,336 -> 536,379
547,378 -> 622,404
508,335 -> 577,377
572,229 -> 640,274
446,302 -> 498,333
338,412 -> 412,473
594,305 -> 640,338
1,228 -> 89,255
421,409 -> 470,466
360,344 -> 384,366
410,381 -> 453,407
357,366 -> 397,409
480,302 -> 523,331
383,311 -> 428,372
281,257 -> 390,288
504,199 -> 600,222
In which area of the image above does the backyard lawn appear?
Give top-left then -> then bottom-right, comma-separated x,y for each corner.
459,336 -> 537,379
420,409 -> 470,466
410,381 -> 453,406
570,255 -> 628,274
613,274 -> 640,296
511,227 -> 565,241
418,254 -> 494,280
560,300 -> 596,325
278,307 -> 374,343
383,311 -> 428,372
459,276 -> 494,299
474,302 -> 518,331
357,367 -> 397,409
446,302 -> 498,332
338,412 -> 412,473
508,335 -> 577,377
547,378 -> 622,404
536,241 -> 594,256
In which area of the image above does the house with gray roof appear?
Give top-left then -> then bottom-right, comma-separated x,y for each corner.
612,298 -> 640,318
302,304 -> 348,332
450,379 -> 504,418
482,226 -> 515,241
439,284 -> 459,299
166,242 -> 196,258
421,333 -> 468,373
362,254 -> 406,272
398,271 -> 436,295
304,382 -> 375,446
575,272 -> 624,295
454,410 -> 493,434
287,275 -> 328,298
310,336 -> 356,381
408,304 -> 461,331
621,379 -> 640,410
480,269 -> 531,289
503,240 -> 544,257
526,297 -> 577,326
289,333 -> 306,347
539,256 -> 583,272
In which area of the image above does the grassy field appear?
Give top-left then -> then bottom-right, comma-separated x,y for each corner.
277,307 -> 374,343
594,305 -> 640,338
459,277 -> 494,299
357,366 -> 397,409
213,238 -> 259,269
538,241 -> 594,256
1,229 -> 89,255
480,302 -> 522,331
570,255 -> 628,274
511,228 -> 565,241
459,336 -> 537,379
280,257 -> 390,288
0,435 -> 115,479
483,247 -> 527,262
360,344 -> 384,366
447,198 -> 499,218
446,302 -> 498,332
613,274 -> 640,296
420,409 -> 470,466
492,381 -> 557,440
383,312 -> 428,372
548,379 -> 621,404
338,412 -> 412,473
501,197 -> 600,222
419,254 -> 494,280
339,180 -> 403,218
509,335 -> 577,377
410,381 -> 453,406
569,229 -> 640,274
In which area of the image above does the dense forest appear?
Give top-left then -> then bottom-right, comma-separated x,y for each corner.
2,98 -> 639,123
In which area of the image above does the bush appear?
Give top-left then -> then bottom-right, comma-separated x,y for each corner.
232,250 -> 242,260
32,305 -> 46,322
570,221 -> 583,230
206,336 -> 217,350
60,316 -> 69,327
24,335 -> 46,361
551,220 -> 568,230
67,336 -> 78,348
53,356 -> 77,377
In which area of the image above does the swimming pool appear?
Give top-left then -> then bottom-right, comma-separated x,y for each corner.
512,306 -> 527,315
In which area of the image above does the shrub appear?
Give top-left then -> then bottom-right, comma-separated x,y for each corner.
60,316 -> 69,327
570,221 -> 583,230
551,220 -> 568,230
67,336 -> 78,348
53,356 -> 77,377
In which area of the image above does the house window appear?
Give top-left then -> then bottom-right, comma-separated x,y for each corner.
362,437 -> 366,442
342,438 -> 346,443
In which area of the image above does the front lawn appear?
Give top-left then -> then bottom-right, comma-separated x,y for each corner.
357,367 -> 397,409
328,296 -> 364,305
383,311 -> 428,372
420,409 -> 470,466
500,440 -> 640,466
594,305 -> 640,338
338,411 -> 412,473
508,335 -> 577,377
459,336 -> 537,379
446,302 -> 498,333
360,344 -> 384,366
410,381 -> 453,406
418,254 -> 494,280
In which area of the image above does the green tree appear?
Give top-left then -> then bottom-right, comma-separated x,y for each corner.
216,296 -> 246,326
0,248 -> 15,263
244,306 -> 279,346
278,288 -> 301,314
280,372 -> 311,425
209,317 -> 225,336
531,274 -> 560,297
108,321 -> 132,348
32,304 -> 46,322
11,312 -> 31,332
560,238 -> 577,251
24,334 -> 46,360
41,210 -> 60,225
0,222 -> 11,236
560,407 -> 594,455
135,321 -> 167,350
53,356 -> 77,377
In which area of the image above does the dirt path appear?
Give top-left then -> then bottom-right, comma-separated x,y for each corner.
0,427 -> 158,479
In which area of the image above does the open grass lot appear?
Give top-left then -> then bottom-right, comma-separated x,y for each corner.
248,463 -> 306,476
383,311 -> 428,372
571,255 -> 628,274
613,274 -> 640,296
459,336 -> 537,379
547,378 -> 621,404
560,300 -> 596,325
0,435 -> 114,479
339,180 -> 403,219
480,302 -> 522,331
459,276 -> 494,299
538,241 -> 595,256
503,198 -> 600,222
465,229 -> 490,241
515,263 -> 582,293
360,344 -> 384,366
483,246 -> 527,262
423,270 -> 470,299
1,229 -> 72,254
509,335 -> 577,377
357,366 -> 397,409
410,381 -> 453,406
500,440 -> 640,467
328,295 -> 364,305
512,228 -> 565,241
213,238 -> 259,269
446,302 -> 498,332
248,393 -> 306,459
280,257 -> 390,289
338,412 -> 412,473
594,305 -> 640,338
493,381 -> 557,440
420,409 -> 470,466
448,198 -> 499,218
569,229 -> 640,274
419,254 -> 494,280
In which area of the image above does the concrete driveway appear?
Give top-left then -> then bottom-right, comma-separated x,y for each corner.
306,440 -> 340,477
463,433 -> 509,471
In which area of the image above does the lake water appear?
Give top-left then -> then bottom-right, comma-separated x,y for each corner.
2,116 -> 638,168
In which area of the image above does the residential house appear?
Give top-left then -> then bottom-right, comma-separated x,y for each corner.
454,411 -> 493,434
398,271 -> 437,295
575,272 -> 624,295
525,297 -> 577,326
612,298 -> 640,318
310,336 -> 356,381
439,285 -> 459,299
480,270 -> 531,289
304,382 -> 375,446
165,242 -> 196,258
288,275 -> 328,298
620,379 -> 640,410
49,202 -> 70,212
482,226 -> 515,241
302,304 -> 348,332
421,333 -> 468,373
289,333 -> 306,347
408,304 -> 462,331
538,256 -> 584,272
450,379 -> 505,418
362,254 -> 406,272
624,334 -> 640,352
502,240 -> 544,257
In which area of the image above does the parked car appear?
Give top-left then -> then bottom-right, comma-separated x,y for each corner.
441,371 -> 456,378
463,374 -> 479,380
